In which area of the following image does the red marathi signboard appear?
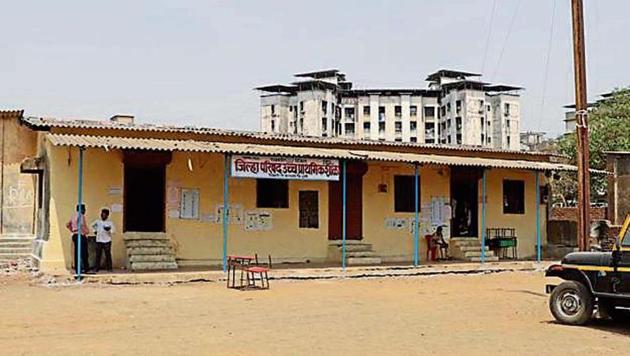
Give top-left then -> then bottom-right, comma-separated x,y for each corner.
230,155 -> 340,181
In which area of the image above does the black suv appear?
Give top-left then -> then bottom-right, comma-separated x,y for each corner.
546,214 -> 630,325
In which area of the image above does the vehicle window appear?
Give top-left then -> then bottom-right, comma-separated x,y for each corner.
622,225 -> 630,247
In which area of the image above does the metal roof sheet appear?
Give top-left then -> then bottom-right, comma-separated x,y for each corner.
46,134 -> 577,172
23,116 -> 553,157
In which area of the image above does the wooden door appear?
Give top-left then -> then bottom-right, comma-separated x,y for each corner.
328,162 -> 367,240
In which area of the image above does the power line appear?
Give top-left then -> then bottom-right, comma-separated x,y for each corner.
480,0 -> 498,75
536,0 -> 557,132
491,0 -> 523,81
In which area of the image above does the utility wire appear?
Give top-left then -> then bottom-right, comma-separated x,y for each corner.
491,0 -> 523,81
536,0 -> 557,132
480,0 -> 498,75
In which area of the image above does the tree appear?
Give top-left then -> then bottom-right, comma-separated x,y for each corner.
555,88 -> 630,203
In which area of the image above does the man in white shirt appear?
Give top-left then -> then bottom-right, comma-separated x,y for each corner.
92,208 -> 115,272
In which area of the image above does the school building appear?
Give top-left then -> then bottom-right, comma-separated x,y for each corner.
1,111 -> 577,272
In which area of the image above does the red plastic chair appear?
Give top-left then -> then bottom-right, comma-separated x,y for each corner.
425,235 -> 437,261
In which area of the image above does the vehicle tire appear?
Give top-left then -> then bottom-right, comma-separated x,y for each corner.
549,280 -> 594,325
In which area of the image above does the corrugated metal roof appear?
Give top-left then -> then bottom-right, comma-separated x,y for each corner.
23,116 -> 553,157
46,133 -> 577,172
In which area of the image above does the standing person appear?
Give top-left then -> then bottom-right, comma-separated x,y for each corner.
92,208 -> 115,272
66,204 -> 89,273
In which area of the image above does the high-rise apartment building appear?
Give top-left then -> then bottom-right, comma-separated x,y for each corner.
257,69 -> 522,150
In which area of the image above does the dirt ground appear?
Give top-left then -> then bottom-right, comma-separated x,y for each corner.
1,271 -> 629,356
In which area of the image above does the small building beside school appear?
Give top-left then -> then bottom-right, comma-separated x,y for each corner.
3,113 -> 577,272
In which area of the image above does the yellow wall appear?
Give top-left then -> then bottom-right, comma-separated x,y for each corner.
40,142 -> 549,271
362,163 -> 450,262
482,169 -> 547,258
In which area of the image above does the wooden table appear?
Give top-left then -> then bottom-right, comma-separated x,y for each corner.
226,255 -> 255,289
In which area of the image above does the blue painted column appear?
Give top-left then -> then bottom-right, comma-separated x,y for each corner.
76,147 -> 85,279
414,163 -> 420,267
222,153 -> 230,272
536,172 -> 542,263
342,160 -> 347,271
481,169 -> 487,264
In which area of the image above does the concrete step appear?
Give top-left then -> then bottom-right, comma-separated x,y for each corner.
346,257 -> 382,266
346,251 -> 376,258
0,238 -> 35,244
127,246 -> 173,255
341,244 -> 373,252
123,232 -> 169,241
0,247 -> 32,254
457,245 -> 490,252
469,256 -> 499,262
0,242 -> 33,248
0,254 -> 32,262
451,240 -> 482,247
130,261 -> 178,271
463,250 -> 496,258
129,255 -> 177,263
125,240 -> 171,248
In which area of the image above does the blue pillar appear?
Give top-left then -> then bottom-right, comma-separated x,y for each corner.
342,160 -> 347,271
536,172 -> 542,263
481,169 -> 487,264
414,163 -> 420,267
76,147 -> 85,279
222,154 -> 230,272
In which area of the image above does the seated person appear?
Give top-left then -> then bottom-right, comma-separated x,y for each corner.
432,226 -> 449,259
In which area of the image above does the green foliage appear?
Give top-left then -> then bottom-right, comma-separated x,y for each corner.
556,88 -> 630,201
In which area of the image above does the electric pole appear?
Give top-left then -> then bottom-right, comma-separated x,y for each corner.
571,0 -> 591,251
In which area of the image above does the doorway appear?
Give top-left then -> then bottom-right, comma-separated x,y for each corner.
328,161 -> 367,240
450,167 -> 482,237
123,151 -> 170,232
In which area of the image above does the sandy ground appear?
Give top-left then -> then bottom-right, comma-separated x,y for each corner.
1,271 -> 629,356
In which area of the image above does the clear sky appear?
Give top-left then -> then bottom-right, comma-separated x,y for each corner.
2,0 -> 628,137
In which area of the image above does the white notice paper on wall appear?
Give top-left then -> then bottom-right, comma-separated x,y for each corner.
110,204 -> 123,213
180,189 -> 200,219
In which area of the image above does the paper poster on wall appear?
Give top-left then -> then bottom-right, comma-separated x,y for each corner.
214,204 -> 243,224
244,210 -> 273,231
108,186 -> 123,196
180,188 -> 200,219
385,217 -> 409,230
110,204 -> 123,213
166,181 -> 181,210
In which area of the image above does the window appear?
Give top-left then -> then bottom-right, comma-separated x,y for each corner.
622,225 -> 630,247
322,100 -> 328,114
423,106 -> 435,118
455,117 -> 462,131
394,137 -> 402,142
503,180 -> 524,214
345,123 -> 355,135
410,137 -> 417,143
271,120 -> 275,132
487,136 -> 492,143
410,121 -> 417,132
446,102 -> 451,112
440,106 -> 446,117
395,122 -> 402,133
504,103 -> 511,115
424,122 -> 434,140
299,191 -> 319,229
271,105 -> 275,115
344,107 -> 355,120
363,106 -> 370,115
456,100 -> 462,113
507,136 -> 511,146
378,106 -> 386,121
257,179 -> 288,208
322,117 -> 327,132
410,106 -> 418,116
378,122 -> 385,133
395,106 -> 402,117
394,175 -> 417,212
299,101 -> 304,112
456,134 -> 462,144
363,121 -> 371,133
